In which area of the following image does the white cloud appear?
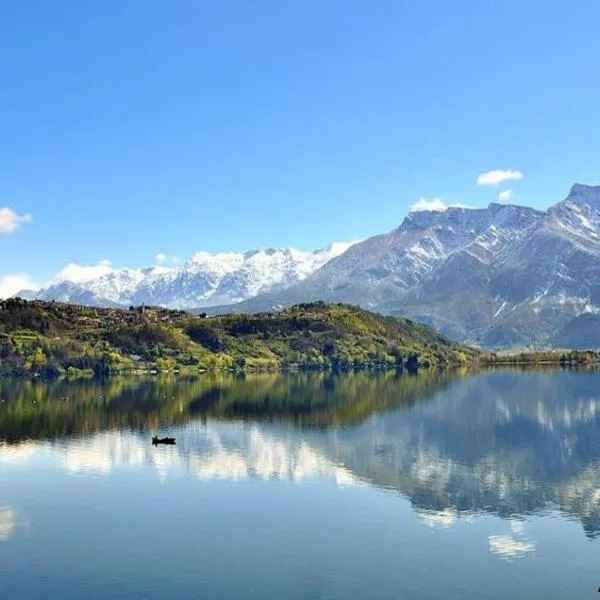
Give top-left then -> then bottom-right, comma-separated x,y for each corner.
410,197 -> 472,213
411,197 -> 448,212
155,253 -> 181,266
54,260 -> 114,284
477,169 -> 523,186
498,189 -> 514,202
0,274 -> 40,299
0,207 -> 32,234
0,260 -> 116,299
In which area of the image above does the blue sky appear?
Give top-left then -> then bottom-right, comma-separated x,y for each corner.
2,0 -> 600,295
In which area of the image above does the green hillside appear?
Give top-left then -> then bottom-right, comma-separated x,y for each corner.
0,299 -> 477,377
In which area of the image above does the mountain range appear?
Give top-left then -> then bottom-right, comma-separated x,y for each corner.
19,183 -> 600,348
203,183 -> 600,348
20,243 -> 354,310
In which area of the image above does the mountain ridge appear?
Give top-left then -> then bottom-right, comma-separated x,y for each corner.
20,242 -> 355,310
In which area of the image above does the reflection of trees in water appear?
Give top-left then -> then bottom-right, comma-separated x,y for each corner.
0,376 -> 202,441
2,369 -> 600,537
0,370 -> 459,441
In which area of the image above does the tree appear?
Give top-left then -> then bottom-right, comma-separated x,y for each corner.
233,356 -> 246,370
156,357 -> 174,371
31,347 -> 47,367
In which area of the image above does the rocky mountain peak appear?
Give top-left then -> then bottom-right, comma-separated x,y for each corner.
401,205 -> 473,231
568,182 -> 600,201
560,183 -> 600,210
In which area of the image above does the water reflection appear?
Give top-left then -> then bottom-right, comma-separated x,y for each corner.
317,370 -> 600,538
488,534 -> 536,559
0,505 -> 16,541
0,371 -> 456,440
4,426 -> 360,485
416,508 -> 472,529
2,370 -> 600,539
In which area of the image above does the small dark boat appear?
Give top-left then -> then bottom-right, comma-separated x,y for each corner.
152,436 -> 176,446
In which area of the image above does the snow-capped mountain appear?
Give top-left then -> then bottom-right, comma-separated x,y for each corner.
216,184 -> 600,348
24,243 -> 354,309
282,201 -> 543,307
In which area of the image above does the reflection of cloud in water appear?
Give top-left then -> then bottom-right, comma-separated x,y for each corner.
66,446 -> 113,474
0,444 -> 37,464
0,505 -> 16,541
488,535 -> 535,559
489,519 -> 534,559
416,508 -> 474,529
417,508 -> 458,529
64,435 -> 146,474
191,428 -> 357,484
47,425 -> 359,486
510,520 -> 524,535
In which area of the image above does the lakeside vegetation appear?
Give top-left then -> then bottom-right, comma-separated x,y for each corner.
2,298 -> 598,379
0,299 -> 476,378
481,349 -> 600,366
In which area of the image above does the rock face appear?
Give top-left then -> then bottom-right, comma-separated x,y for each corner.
23,243 -> 354,310
217,184 -> 600,348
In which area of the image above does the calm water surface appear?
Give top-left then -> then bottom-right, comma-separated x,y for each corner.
1,370 -> 599,599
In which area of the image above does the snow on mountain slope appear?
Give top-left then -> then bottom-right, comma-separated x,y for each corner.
217,184 -> 600,348
251,201 -> 543,309
25,243 -> 355,309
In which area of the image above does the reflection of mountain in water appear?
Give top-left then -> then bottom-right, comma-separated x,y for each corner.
1,370 -> 600,537
314,371 -> 600,538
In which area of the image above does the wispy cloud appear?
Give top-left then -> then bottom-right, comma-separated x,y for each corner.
498,189 -> 514,202
155,253 -> 180,266
0,207 -> 32,234
0,274 -> 39,299
477,169 -> 523,186
410,197 -> 472,213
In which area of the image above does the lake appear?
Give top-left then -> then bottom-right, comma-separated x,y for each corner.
1,369 -> 599,599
